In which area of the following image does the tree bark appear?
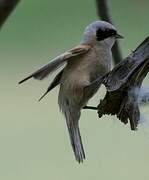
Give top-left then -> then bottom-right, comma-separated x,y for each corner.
88,37 -> 149,130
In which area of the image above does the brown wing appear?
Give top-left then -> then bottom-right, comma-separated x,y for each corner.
19,44 -> 91,84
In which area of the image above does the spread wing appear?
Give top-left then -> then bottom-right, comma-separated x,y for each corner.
19,44 -> 91,84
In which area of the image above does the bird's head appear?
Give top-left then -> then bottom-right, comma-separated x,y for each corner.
82,21 -> 123,48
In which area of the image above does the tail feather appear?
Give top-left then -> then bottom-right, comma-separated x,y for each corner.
63,105 -> 85,163
66,121 -> 85,162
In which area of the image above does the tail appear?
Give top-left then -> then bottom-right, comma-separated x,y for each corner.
66,119 -> 85,163
59,97 -> 85,163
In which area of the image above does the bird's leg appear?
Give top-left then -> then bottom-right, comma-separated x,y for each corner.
83,106 -> 98,110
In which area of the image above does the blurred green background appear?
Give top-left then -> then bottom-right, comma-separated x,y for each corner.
0,0 -> 149,179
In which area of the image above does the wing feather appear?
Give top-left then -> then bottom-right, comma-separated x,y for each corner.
38,69 -> 64,101
19,44 -> 91,84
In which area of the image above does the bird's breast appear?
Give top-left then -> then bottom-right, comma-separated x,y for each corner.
60,45 -> 112,91
59,46 -> 112,107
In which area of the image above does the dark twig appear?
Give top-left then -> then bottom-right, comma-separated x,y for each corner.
96,0 -> 122,64
0,0 -> 20,29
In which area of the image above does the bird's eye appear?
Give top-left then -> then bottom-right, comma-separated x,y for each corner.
96,29 -> 117,41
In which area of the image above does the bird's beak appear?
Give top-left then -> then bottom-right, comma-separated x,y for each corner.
115,33 -> 124,39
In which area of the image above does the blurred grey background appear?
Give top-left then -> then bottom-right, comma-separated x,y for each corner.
0,0 -> 149,179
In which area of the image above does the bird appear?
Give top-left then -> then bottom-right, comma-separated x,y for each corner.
19,21 -> 123,163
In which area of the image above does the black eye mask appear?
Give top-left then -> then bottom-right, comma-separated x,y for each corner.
96,29 -> 117,41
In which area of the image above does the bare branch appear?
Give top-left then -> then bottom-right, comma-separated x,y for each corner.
95,0 -> 122,64
0,0 -> 20,29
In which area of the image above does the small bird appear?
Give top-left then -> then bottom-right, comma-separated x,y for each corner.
19,21 -> 123,163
